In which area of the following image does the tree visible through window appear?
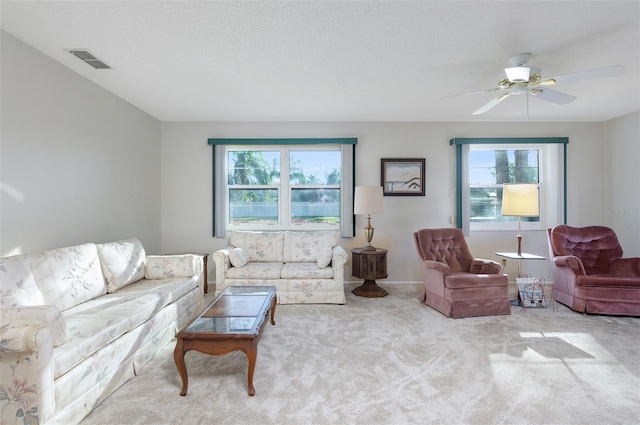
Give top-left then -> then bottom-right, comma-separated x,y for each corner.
289,150 -> 341,225
469,148 -> 540,224
228,150 -> 280,224
451,137 -> 568,234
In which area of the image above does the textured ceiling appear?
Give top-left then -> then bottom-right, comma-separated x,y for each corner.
1,1 -> 639,122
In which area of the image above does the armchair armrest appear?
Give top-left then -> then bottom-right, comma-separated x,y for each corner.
421,259 -> 451,276
470,258 -> 503,274
418,260 -> 450,299
612,257 -> 640,277
553,255 -> 586,275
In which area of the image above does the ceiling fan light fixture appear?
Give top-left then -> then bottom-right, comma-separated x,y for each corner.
505,66 -> 531,83
511,84 -> 529,95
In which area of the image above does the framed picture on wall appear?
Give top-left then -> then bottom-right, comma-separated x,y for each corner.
381,158 -> 425,196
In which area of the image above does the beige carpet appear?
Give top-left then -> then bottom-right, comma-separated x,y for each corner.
80,283 -> 640,425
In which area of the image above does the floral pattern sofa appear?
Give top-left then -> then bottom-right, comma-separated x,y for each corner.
213,230 -> 348,304
0,238 -> 205,425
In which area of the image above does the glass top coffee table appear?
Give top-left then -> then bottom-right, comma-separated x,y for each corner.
173,286 -> 277,396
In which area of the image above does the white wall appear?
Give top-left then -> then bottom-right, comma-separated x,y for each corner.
3,28 -> 633,283
604,111 -> 640,256
0,31 -> 162,256
161,120 -> 606,284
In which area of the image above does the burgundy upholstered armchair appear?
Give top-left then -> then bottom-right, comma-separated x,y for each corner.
547,224 -> 640,316
413,228 -> 510,318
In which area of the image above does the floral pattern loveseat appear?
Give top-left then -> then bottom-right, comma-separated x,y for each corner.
0,238 -> 205,425
213,230 -> 348,304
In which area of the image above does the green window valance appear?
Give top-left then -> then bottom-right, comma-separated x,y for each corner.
208,138 -> 358,145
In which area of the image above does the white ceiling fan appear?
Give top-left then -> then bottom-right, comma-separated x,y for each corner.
444,53 -> 626,115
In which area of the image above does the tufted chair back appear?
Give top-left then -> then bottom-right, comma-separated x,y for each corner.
414,228 -> 474,273
549,224 -> 623,275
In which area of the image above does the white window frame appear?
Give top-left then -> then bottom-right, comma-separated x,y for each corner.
210,138 -> 357,238
452,138 -> 567,236
224,145 -> 342,231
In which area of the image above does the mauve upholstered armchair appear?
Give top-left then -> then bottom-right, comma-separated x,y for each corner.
413,228 -> 510,318
547,224 -> 640,316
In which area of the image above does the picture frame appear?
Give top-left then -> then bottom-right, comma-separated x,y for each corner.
381,158 -> 425,196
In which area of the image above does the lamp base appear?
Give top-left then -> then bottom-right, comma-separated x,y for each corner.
362,244 -> 376,251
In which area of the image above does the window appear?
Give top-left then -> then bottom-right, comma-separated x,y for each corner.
209,138 -> 357,237
226,147 -> 341,228
451,138 -> 568,234
469,146 -> 540,228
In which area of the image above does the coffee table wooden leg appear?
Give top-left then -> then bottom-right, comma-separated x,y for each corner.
270,297 -> 277,325
173,338 -> 189,396
245,343 -> 258,396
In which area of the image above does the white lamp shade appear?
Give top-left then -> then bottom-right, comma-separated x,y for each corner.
354,186 -> 384,215
501,183 -> 539,217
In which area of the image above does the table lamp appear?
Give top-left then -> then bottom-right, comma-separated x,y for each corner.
501,183 -> 539,256
354,186 -> 384,251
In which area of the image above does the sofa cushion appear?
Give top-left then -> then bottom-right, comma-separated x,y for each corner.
576,275 -> 640,287
230,231 -> 284,262
229,247 -> 250,267
115,276 -> 199,302
226,262 -> 283,279
281,263 -> 334,279
0,254 -> 44,307
445,272 -> 508,289
144,255 -> 197,279
316,247 -> 333,268
28,243 -> 107,311
97,238 -> 146,293
283,231 -> 340,263
55,276 -> 198,378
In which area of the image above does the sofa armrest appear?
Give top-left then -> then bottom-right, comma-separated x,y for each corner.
212,246 -> 235,294
329,245 -> 349,283
470,258 -> 503,274
0,311 -> 56,424
554,255 -> 586,275
612,257 -> 640,277
1,306 -> 68,347
145,254 -> 199,279
0,319 -> 52,352
331,245 -> 349,266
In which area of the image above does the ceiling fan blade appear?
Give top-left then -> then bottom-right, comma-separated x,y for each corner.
530,87 -> 576,105
472,93 -> 510,115
440,87 -> 503,99
539,65 -> 626,86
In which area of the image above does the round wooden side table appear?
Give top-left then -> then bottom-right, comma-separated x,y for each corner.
351,247 -> 388,298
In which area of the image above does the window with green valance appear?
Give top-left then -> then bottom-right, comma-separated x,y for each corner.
209,138 -> 357,238
450,137 -> 568,235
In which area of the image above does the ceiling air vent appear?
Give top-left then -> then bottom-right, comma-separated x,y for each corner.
66,49 -> 112,70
